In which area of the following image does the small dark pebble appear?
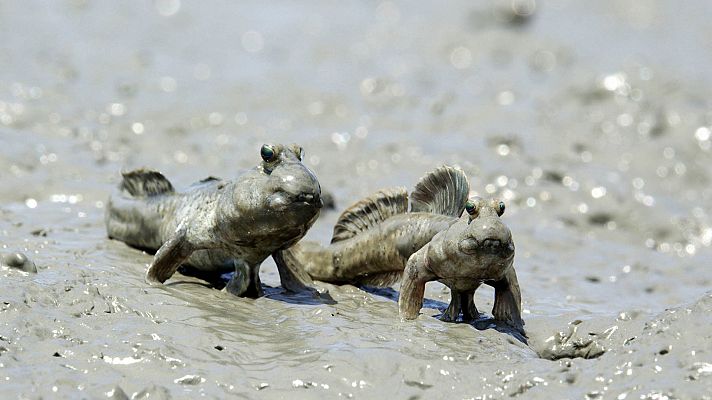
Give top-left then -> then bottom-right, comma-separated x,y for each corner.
53,352 -> 62,357
585,276 -> 601,283
543,170 -> 564,183
565,373 -> 577,384
588,213 -> 613,226
1,252 -> 38,273
30,228 -> 48,237
214,345 -> 224,351
659,348 -> 669,355
494,0 -> 537,27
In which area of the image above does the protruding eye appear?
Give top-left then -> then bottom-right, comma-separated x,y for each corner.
261,144 -> 276,162
296,146 -> 304,161
497,201 -> 505,216
465,200 -> 477,216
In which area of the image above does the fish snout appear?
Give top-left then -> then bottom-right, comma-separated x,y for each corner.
481,238 -> 515,255
271,162 -> 322,206
458,215 -> 515,256
482,238 -> 501,249
295,192 -> 323,208
458,237 -> 514,256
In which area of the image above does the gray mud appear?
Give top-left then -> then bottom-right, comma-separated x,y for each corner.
2,1 -> 712,398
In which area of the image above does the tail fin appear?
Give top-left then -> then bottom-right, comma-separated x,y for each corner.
275,241 -> 340,283
120,169 -> 174,197
359,271 -> 403,287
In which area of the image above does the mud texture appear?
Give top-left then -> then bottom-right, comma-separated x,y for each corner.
1,1 -> 712,398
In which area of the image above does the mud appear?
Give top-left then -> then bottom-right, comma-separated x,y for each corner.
1,1 -> 712,398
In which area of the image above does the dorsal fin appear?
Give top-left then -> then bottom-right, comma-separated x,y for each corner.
120,168 -> 174,197
331,187 -> 408,243
410,165 -> 469,217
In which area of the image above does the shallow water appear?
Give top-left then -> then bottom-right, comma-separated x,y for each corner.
2,1 -> 712,398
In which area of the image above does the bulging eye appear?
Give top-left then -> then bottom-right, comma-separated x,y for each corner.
261,144 -> 276,162
297,147 -> 304,161
465,200 -> 477,216
497,201 -> 505,216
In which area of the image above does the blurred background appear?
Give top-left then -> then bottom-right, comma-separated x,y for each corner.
1,1 -> 712,398
2,0 -> 711,256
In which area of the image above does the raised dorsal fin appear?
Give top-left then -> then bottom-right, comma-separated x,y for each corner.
120,168 -> 174,197
410,165 -> 469,217
331,187 -> 408,243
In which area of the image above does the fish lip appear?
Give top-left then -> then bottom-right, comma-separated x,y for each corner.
470,238 -> 514,256
294,193 -> 322,208
479,238 -> 515,255
482,238 -> 502,247
268,191 -> 322,210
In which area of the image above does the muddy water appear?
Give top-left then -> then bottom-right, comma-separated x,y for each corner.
2,1 -> 712,398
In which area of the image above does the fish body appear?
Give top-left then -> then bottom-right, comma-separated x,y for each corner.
105,143 -> 322,297
278,166 -> 524,334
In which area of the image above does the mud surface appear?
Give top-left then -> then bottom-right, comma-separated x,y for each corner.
2,1 -> 712,398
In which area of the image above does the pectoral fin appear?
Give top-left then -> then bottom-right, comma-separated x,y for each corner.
273,249 -> 319,294
398,246 -> 436,320
490,267 -> 525,335
145,228 -> 193,284
440,288 -> 479,322
224,259 -> 263,298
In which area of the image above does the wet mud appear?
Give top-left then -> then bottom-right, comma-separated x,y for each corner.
2,1 -> 712,398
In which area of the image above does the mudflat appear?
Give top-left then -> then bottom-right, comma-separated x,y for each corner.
1,1 -> 711,398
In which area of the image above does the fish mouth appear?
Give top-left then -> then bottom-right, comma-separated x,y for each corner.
294,192 -> 323,208
459,237 -> 514,256
480,238 -> 515,255
268,191 -> 322,210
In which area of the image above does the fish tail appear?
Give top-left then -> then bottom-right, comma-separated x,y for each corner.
276,241 -> 337,283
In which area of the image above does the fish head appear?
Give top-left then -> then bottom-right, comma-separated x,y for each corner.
456,196 -> 515,259
258,143 -> 322,232
434,197 -> 514,285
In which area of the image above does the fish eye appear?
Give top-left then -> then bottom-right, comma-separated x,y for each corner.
261,144 -> 276,162
497,201 -> 505,216
465,200 -> 477,216
297,146 -> 304,161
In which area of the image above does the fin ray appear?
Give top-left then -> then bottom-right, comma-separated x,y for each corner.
331,187 -> 408,243
120,168 -> 174,197
410,165 -> 469,217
